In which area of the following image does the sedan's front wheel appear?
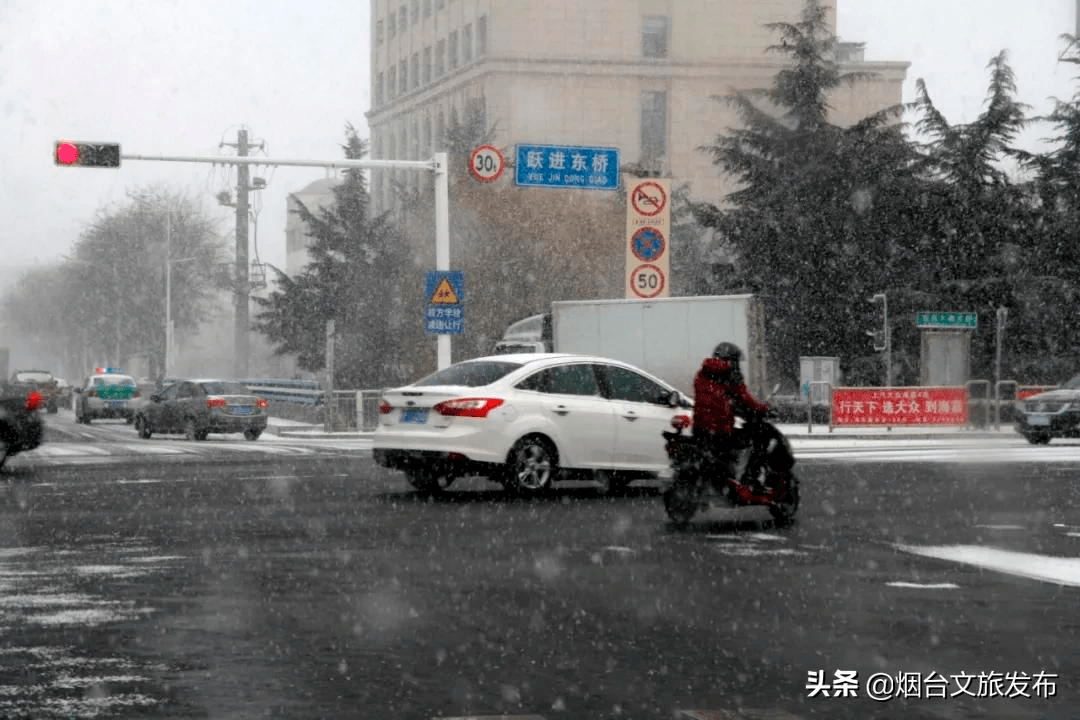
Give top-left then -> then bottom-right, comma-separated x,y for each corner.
503,436 -> 556,495
243,428 -> 262,441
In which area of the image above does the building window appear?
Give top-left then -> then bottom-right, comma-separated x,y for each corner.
424,0 -> 432,18
437,0 -> 445,9
388,66 -> 396,98
423,46 -> 432,84
411,53 -> 419,90
477,15 -> 487,55
642,15 -> 669,58
411,0 -> 419,23
424,116 -> 432,155
376,19 -> 384,45
436,110 -> 445,151
388,12 -> 396,38
399,60 -> 408,94
436,38 -> 446,76
412,119 -> 419,159
448,30 -> 458,69
641,90 -> 668,159
400,4 -> 407,30
376,72 -> 384,105
463,24 -> 472,62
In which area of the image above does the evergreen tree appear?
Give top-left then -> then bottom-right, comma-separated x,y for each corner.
696,0 -> 915,381
254,124 -> 412,388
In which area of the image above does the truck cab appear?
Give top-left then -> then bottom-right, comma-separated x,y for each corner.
492,313 -> 552,354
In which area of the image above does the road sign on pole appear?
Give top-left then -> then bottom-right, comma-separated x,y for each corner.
514,143 -> 619,190
469,144 -> 505,183
625,178 -> 671,298
425,271 -> 465,335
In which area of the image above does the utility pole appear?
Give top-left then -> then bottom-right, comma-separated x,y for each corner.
220,128 -> 264,379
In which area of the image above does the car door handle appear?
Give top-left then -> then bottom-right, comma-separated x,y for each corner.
622,410 -> 639,421
551,405 -> 570,415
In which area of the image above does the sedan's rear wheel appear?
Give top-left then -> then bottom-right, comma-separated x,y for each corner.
504,436 -> 556,495
243,428 -> 262,441
184,418 -> 204,442
1024,431 -> 1052,445
135,415 -> 152,439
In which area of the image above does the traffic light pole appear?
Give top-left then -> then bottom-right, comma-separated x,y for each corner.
118,151 -> 452,372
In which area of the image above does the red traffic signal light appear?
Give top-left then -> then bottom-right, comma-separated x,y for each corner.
54,141 -> 121,168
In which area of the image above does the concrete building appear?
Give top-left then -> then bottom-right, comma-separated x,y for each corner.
365,0 -> 908,211
285,177 -> 343,277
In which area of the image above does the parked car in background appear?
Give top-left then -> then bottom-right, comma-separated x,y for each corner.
9,369 -> 60,414
1014,375 -> 1080,444
0,381 -> 45,468
134,379 -> 268,441
74,368 -> 141,424
54,377 -> 72,408
373,353 -> 692,495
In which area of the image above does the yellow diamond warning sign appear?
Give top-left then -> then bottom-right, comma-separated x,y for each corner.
430,277 -> 460,304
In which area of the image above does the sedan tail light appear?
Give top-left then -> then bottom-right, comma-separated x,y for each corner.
378,400 -> 392,415
25,391 -> 43,412
670,414 -> 692,430
255,398 -> 269,410
433,398 -> 504,418
206,397 -> 227,409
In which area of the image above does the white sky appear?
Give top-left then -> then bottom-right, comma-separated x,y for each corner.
0,1 -> 1076,273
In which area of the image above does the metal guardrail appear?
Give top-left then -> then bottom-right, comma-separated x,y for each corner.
240,378 -> 323,407
323,390 -> 383,432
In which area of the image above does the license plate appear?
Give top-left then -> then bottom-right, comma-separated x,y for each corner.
232,406 -> 253,415
1028,414 -> 1050,426
107,400 -> 124,409
400,408 -> 429,424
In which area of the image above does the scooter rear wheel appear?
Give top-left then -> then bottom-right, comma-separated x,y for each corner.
663,483 -> 701,526
767,472 -> 800,525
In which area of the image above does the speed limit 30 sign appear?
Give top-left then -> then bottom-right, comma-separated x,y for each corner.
469,144 -> 505,183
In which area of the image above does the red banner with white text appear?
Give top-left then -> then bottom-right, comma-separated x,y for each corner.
831,387 -> 969,427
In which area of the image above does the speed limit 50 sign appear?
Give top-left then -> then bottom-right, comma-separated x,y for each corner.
469,144 -> 505,183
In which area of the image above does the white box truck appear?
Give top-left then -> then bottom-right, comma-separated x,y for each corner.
493,295 -> 767,398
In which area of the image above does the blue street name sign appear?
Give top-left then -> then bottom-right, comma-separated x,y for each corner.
424,270 -> 465,335
515,143 -> 620,190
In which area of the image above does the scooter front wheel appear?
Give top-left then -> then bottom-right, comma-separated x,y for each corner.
664,483 -> 701,526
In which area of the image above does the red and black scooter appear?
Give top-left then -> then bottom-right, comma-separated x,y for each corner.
661,411 -> 800,526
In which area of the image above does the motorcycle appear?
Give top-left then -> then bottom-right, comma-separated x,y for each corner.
661,412 -> 800,526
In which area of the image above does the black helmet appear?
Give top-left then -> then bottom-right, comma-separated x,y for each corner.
712,342 -> 743,362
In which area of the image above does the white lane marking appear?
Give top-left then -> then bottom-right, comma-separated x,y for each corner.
886,582 -> 960,589
974,524 -> 1025,530
896,544 -> 1080,587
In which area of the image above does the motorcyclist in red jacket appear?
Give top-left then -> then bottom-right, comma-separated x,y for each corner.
692,342 -> 770,486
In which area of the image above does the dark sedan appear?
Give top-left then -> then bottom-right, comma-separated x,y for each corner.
134,379 -> 268,441
0,384 -> 45,468
1014,375 -> 1080,444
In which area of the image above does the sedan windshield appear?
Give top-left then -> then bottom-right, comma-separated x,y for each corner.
413,361 -> 523,387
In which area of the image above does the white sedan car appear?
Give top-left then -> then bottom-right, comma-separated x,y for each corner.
373,353 -> 691,494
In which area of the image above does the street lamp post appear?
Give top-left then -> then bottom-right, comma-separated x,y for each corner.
163,212 -> 199,378
868,293 -> 891,387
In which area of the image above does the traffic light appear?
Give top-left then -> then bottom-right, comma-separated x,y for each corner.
54,141 -> 121,168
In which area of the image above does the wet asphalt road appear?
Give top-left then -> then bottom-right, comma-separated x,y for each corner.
0,444 -> 1077,720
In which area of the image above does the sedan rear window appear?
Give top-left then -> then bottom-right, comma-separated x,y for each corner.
413,361 -> 523,387
200,382 -> 253,395
94,376 -> 136,387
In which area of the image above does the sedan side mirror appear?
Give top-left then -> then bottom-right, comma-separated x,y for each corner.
150,394 -> 161,402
